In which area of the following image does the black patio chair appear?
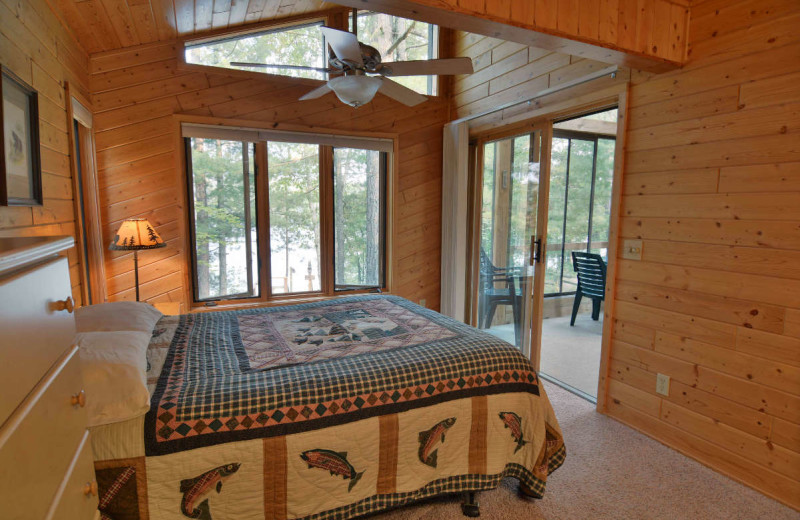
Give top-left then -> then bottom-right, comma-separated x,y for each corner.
570,252 -> 607,326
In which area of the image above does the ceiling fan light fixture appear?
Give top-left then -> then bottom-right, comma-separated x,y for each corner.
328,74 -> 382,108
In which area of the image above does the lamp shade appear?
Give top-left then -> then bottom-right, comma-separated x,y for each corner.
109,218 -> 166,250
328,75 -> 382,108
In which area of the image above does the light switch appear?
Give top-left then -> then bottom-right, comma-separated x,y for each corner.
622,239 -> 643,260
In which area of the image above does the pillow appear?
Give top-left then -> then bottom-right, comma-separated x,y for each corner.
75,301 -> 162,333
76,331 -> 152,427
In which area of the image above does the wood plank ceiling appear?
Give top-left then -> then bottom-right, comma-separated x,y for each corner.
47,0 -> 331,53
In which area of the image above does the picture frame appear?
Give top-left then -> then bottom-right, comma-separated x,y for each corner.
1,66 -> 42,206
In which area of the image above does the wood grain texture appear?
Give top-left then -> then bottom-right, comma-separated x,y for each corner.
332,0 -> 687,72
0,0 -> 90,305
450,33 -> 628,132
606,0 -> 800,509
47,0 -> 331,53
89,46 -> 448,308
447,0 -> 800,508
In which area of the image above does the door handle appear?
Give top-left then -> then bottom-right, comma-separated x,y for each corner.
530,236 -> 542,265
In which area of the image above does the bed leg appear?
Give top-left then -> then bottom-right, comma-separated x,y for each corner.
461,491 -> 480,517
518,482 -> 542,500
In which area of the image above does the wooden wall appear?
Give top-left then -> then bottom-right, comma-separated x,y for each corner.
450,32 -> 627,132
608,0 -> 800,508
88,43 -> 448,308
453,0 -> 800,508
0,0 -> 89,304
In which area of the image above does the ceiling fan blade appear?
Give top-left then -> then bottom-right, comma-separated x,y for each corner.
299,83 -> 332,100
378,78 -> 428,107
230,62 -> 331,73
380,57 -> 474,77
320,26 -> 364,66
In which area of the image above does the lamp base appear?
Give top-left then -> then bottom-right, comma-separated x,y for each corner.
134,250 -> 140,302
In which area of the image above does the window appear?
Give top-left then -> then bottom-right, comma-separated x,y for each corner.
333,148 -> 386,290
187,139 -> 259,301
184,127 -> 390,303
185,21 -> 327,80
267,142 -> 321,294
353,12 -> 439,95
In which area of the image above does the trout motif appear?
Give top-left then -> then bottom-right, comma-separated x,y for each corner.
300,449 -> 365,492
418,417 -> 457,468
499,411 -> 528,453
179,463 -> 241,520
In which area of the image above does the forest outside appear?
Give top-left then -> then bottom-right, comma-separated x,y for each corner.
188,138 -> 385,302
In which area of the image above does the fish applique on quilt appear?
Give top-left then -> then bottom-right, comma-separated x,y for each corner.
301,449 -> 365,492
418,417 -> 456,468
179,463 -> 240,519
499,411 -> 528,453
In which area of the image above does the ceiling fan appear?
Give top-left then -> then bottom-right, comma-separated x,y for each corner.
230,23 -> 473,108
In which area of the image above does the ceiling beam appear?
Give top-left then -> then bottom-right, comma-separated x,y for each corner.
331,0 -> 685,73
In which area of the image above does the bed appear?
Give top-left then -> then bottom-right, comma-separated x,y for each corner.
85,295 -> 565,520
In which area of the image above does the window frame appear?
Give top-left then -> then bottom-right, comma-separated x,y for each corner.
543,129 -> 616,298
184,19 -> 330,81
182,126 -> 394,308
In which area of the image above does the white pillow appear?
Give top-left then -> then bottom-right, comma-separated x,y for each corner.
75,301 -> 162,333
76,331 -> 152,427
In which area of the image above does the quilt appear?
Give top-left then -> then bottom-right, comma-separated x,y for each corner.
92,295 -> 565,520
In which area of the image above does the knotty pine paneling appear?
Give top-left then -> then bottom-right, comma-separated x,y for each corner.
89,44 -> 448,309
610,0 -> 800,508
450,32 -> 626,133
450,0 -> 800,508
332,0 -> 687,72
0,0 -> 90,304
48,0 -> 332,54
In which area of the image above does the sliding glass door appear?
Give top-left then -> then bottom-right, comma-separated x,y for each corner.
471,127 -> 549,357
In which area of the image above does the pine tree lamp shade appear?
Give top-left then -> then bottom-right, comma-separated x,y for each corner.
109,218 -> 166,301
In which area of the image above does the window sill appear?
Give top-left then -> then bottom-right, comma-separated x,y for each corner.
189,290 -> 390,313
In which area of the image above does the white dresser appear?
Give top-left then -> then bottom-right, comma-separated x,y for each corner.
0,236 -> 98,520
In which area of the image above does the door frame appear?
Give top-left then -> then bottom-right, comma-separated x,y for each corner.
467,122 -> 552,360
465,85 -> 630,413
66,83 -> 107,306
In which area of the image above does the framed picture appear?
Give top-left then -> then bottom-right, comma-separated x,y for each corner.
1,66 -> 42,206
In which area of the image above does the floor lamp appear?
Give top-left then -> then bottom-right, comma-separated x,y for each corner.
109,218 -> 166,301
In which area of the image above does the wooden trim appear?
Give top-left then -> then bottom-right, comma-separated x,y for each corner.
174,114 -> 399,142
65,83 -> 107,305
320,145 -> 334,295
529,124 -> 553,370
596,86 -> 630,413
255,142 -> 270,301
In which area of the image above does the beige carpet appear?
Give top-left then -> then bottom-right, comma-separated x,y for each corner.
378,383 -> 798,520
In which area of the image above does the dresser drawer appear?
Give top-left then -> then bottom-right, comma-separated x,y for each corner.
45,430 -> 99,520
0,345 -> 89,519
0,256 -> 76,426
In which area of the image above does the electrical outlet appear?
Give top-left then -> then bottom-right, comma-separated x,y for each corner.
419,299 -> 426,308
656,373 -> 670,396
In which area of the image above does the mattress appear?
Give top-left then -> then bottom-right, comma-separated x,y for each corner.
91,295 -> 565,520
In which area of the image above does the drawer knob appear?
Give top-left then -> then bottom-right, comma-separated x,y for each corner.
71,389 -> 86,408
52,297 -> 74,313
83,480 -> 98,497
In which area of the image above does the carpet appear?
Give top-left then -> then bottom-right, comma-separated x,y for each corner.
378,382 -> 798,520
